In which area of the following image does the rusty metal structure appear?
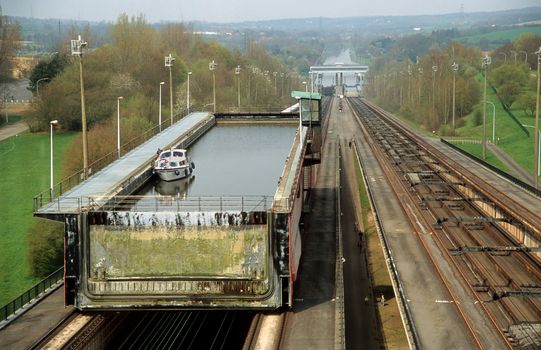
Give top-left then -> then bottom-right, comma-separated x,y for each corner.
34,99 -> 326,310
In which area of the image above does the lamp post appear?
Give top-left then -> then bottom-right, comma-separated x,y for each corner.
209,60 -> 217,113
49,120 -> 58,199
452,62 -> 459,130
431,65 -> 437,113
534,47 -> 541,188
36,77 -> 50,96
520,50 -> 528,64
235,65 -> 241,111
483,100 -> 496,144
71,35 -> 88,179
116,96 -> 123,159
159,81 -> 165,131
273,71 -> 277,92
418,67 -> 423,104
522,124 -> 540,178
482,55 -> 491,160
187,72 -> 192,115
165,54 -> 175,125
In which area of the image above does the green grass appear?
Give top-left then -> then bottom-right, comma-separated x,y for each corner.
0,131 -> 77,305
0,115 -> 22,127
455,74 -> 539,183
459,26 -> 541,45
455,143 -> 509,172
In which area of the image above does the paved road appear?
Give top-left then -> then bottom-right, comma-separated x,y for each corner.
282,114 -> 338,349
0,121 -> 28,142
0,287 -> 75,350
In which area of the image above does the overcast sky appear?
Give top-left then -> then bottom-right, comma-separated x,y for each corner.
1,0 -> 540,23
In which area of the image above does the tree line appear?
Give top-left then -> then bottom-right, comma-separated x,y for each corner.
364,32 -> 541,134
26,14 -> 304,277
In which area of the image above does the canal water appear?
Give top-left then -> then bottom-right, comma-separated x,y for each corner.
136,123 -> 297,199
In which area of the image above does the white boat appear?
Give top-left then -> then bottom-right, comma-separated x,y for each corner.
154,148 -> 195,182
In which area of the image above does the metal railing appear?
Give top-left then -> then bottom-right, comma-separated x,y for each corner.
0,267 -> 63,326
32,113 -> 211,212
95,195 -> 273,213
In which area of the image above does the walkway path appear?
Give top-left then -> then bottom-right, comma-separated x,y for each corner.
0,121 -> 28,142
488,143 -> 534,185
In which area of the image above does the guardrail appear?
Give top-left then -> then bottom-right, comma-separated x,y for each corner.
98,195 -> 273,212
35,195 -> 274,213
32,114 -> 190,212
441,139 -> 541,198
0,267 -> 63,327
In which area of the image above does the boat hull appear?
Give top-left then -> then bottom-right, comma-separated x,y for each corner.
155,166 -> 193,182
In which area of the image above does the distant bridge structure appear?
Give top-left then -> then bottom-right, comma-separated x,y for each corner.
309,64 -> 369,96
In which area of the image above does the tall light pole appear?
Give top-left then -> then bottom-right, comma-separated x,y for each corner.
484,100 -> 496,144
187,72 -> 192,115
273,71 -> 277,93
418,67 -> 423,104
431,65 -> 437,114
116,96 -> 123,159
534,47 -> 541,188
71,35 -> 88,179
482,55 -> 491,160
235,65 -> 241,111
520,50 -> 528,64
50,120 -> 58,199
165,54 -> 175,125
36,77 -> 50,96
522,125 -> 541,178
209,60 -> 217,113
452,62 -> 459,130
159,81 -> 164,131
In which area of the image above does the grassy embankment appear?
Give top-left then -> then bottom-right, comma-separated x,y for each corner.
353,153 -> 409,348
451,72 -> 538,182
0,130 -> 77,305
375,72 -> 538,183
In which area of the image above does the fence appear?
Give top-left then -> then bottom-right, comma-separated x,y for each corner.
0,267 -> 63,327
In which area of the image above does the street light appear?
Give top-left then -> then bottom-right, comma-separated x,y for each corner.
520,50 -> 528,64
187,72 -> 192,115
36,77 -> 50,95
165,54 -> 175,125
482,55 -> 492,160
117,96 -> 123,159
431,65 -> 438,113
49,120 -> 58,199
522,124 -> 540,178
209,60 -> 217,113
483,100 -> 496,144
159,81 -> 165,131
235,65 -> 241,111
534,47 -> 541,188
452,62 -> 459,130
71,35 -> 88,179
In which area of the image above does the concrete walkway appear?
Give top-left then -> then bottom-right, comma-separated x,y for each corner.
487,143 -> 534,185
0,121 -> 28,142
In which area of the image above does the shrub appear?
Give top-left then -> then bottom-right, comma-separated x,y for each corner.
27,219 -> 64,277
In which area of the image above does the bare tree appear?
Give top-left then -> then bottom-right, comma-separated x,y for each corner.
0,6 -> 21,82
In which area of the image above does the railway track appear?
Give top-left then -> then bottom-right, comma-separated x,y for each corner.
30,310 -> 255,349
348,97 -> 541,349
